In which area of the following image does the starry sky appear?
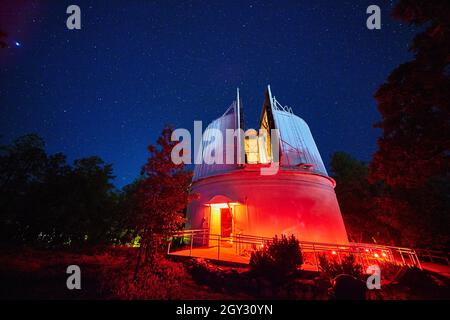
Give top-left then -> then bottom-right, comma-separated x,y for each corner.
0,0 -> 419,187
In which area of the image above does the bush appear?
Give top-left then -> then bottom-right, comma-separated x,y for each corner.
318,253 -> 363,280
104,256 -> 186,299
249,235 -> 303,281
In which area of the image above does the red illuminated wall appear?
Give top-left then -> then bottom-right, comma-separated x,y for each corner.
187,167 -> 349,245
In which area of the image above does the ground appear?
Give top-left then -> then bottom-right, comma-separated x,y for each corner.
0,246 -> 449,300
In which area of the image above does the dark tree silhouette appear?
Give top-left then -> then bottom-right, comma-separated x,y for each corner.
330,152 -> 396,244
132,126 -> 192,278
0,134 -> 120,247
369,0 -> 450,248
370,0 -> 450,187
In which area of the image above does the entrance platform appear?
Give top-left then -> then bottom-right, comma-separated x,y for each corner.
167,229 -> 423,271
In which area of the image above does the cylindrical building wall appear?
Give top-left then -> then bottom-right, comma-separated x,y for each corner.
187,168 -> 349,245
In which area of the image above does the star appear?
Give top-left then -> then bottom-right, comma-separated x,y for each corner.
0,1 -> 418,188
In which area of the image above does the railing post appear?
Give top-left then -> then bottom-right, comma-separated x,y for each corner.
407,252 -> 413,267
399,249 -> 406,266
313,244 -> 319,271
358,251 -> 365,270
238,234 -> 241,255
167,239 -> 172,255
388,249 -> 394,264
218,234 -> 221,261
336,245 -> 342,264
411,250 -> 422,269
190,233 -> 194,256
428,250 -> 434,263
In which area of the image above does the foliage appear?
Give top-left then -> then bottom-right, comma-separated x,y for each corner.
0,134 -> 121,247
330,152 -> 397,244
368,0 -> 450,248
105,256 -> 186,299
331,274 -> 366,300
370,0 -> 450,188
249,234 -> 303,281
0,128 -> 193,252
129,126 -> 193,277
134,127 -> 192,245
318,253 -> 363,280
111,179 -> 144,246
134,127 -> 192,239
329,1 -> 450,248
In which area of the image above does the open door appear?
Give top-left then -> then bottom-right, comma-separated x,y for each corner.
220,208 -> 232,237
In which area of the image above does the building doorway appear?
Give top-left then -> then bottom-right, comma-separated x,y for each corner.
205,197 -> 239,247
220,208 -> 232,237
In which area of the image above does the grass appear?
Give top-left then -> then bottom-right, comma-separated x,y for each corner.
0,246 -> 449,300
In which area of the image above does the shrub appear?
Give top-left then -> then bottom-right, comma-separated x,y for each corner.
104,255 -> 186,299
249,234 -> 303,281
318,253 -> 363,280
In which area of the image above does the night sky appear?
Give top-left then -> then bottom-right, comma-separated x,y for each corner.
0,0 -> 419,187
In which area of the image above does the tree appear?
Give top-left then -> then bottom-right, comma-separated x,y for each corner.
370,0 -> 449,187
55,156 -> 118,246
112,179 -> 143,245
132,127 -> 192,277
0,134 -> 120,247
0,134 -> 48,243
330,152 -> 397,244
368,0 -> 450,248
0,134 -> 47,191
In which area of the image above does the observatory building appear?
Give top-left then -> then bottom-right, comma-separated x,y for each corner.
186,86 -> 348,246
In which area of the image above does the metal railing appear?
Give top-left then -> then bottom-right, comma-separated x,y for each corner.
415,248 -> 450,265
167,229 -> 422,270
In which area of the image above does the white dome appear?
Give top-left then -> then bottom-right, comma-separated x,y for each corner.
193,86 -> 328,181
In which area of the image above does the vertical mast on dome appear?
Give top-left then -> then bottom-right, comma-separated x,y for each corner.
236,87 -> 241,131
267,84 -> 274,110
236,88 -> 245,165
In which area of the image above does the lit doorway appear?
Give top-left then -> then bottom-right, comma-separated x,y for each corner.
220,208 -> 232,237
205,196 -> 239,247
207,204 -> 235,247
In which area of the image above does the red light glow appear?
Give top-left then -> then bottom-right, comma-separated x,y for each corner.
187,171 -> 349,246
